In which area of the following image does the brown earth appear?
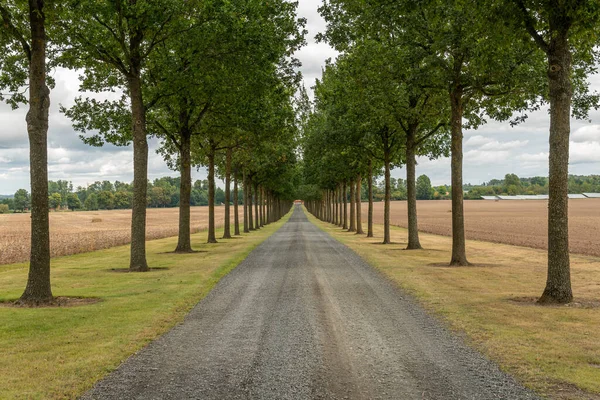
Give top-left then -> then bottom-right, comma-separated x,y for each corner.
363,199 -> 600,257
0,206 -> 243,265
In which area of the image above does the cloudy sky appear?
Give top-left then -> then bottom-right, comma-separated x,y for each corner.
1,0 -> 599,195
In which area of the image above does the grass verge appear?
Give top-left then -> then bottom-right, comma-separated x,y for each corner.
0,214 -> 291,400
306,211 -> 600,400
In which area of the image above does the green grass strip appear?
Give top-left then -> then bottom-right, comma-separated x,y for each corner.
0,212 -> 291,400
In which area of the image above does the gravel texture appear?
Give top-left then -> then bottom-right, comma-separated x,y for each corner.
82,206 -> 539,400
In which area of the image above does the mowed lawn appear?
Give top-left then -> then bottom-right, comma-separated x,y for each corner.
307,211 -> 600,400
0,214 -> 289,400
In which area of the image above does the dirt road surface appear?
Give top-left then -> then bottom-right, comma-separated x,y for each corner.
83,206 -> 537,400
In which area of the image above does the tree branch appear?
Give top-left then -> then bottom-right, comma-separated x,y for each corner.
513,0 -> 549,53
0,4 -> 31,61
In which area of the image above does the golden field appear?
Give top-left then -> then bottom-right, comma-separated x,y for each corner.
363,199 -> 600,257
0,206 -> 244,265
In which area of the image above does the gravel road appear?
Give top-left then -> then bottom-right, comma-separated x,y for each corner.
82,206 -> 538,400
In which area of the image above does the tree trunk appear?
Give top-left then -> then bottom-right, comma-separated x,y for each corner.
406,128 -> 422,249
342,182 -> 348,229
367,161 -> 374,238
175,130 -> 193,252
243,172 -> 249,233
20,0 -> 53,303
355,175 -> 364,234
127,74 -> 149,271
267,191 -> 271,223
206,146 -> 218,243
248,179 -> 254,230
222,148 -> 232,239
383,152 -> 391,244
254,183 -> 259,229
449,86 -> 468,265
259,186 -> 264,227
234,175 -> 241,235
539,34 -> 573,304
348,180 -> 356,232
334,186 -> 338,225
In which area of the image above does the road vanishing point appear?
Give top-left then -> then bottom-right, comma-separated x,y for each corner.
83,206 -> 538,400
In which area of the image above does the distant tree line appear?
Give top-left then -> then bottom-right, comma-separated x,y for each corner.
2,177 -> 245,213
464,174 -> 600,200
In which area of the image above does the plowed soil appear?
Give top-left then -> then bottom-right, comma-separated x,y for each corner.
0,206 -> 243,265
363,199 -> 600,257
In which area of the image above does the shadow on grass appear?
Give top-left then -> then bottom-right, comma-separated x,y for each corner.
0,296 -> 102,308
426,262 -> 503,268
508,296 -> 600,309
159,250 -> 207,254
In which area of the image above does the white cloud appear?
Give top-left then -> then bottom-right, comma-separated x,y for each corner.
479,139 -> 529,151
518,152 -> 548,162
464,149 -> 511,165
464,135 -> 493,147
570,141 -> 600,164
571,125 -> 600,143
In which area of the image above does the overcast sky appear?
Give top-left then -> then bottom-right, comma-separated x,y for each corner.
1,0 -> 599,195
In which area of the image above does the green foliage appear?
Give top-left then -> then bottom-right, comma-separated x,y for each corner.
48,193 -> 62,209
84,193 -> 99,211
66,193 -> 82,210
416,175 -> 434,200
0,204 -> 9,214
13,188 -> 29,212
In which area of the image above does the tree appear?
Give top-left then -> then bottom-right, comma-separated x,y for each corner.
61,0 -> 186,271
416,175 -> 434,200
84,194 -> 99,211
66,193 -> 82,210
319,0 -> 542,263
1,0 -> 55,302
13,189 -> 30,212
504,0 -> 600,304
48,193 -> 61,209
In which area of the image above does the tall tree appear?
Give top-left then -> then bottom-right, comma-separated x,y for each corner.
1,0 -> 54,303
62,0 -> 186,271
506,0 -> 600,303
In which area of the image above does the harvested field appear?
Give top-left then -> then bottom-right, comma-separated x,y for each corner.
362,199 -> 600,257
0,206 -> 244,265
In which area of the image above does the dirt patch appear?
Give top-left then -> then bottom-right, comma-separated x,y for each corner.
108,267 -> 170,273
509,296 -> 600,309
160,250 -> 206,254
0,296 -> 102,308
427,262 -> 503,268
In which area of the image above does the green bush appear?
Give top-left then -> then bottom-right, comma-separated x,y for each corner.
0,204 -> 9,214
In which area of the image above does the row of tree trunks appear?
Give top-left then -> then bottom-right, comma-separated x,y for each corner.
306,175 -> 376,242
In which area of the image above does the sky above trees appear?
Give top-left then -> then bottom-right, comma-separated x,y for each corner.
1,0 -> 599,194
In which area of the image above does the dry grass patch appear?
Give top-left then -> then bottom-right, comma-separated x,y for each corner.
0,213 -> 287,400
308,211 -> 600,399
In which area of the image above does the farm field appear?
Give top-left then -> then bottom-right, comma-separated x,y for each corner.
363,199 -> 600,257
0,206 -> 244,265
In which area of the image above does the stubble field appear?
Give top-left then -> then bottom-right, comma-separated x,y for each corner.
0,206 -> 243,265
363,199 -> 600,257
